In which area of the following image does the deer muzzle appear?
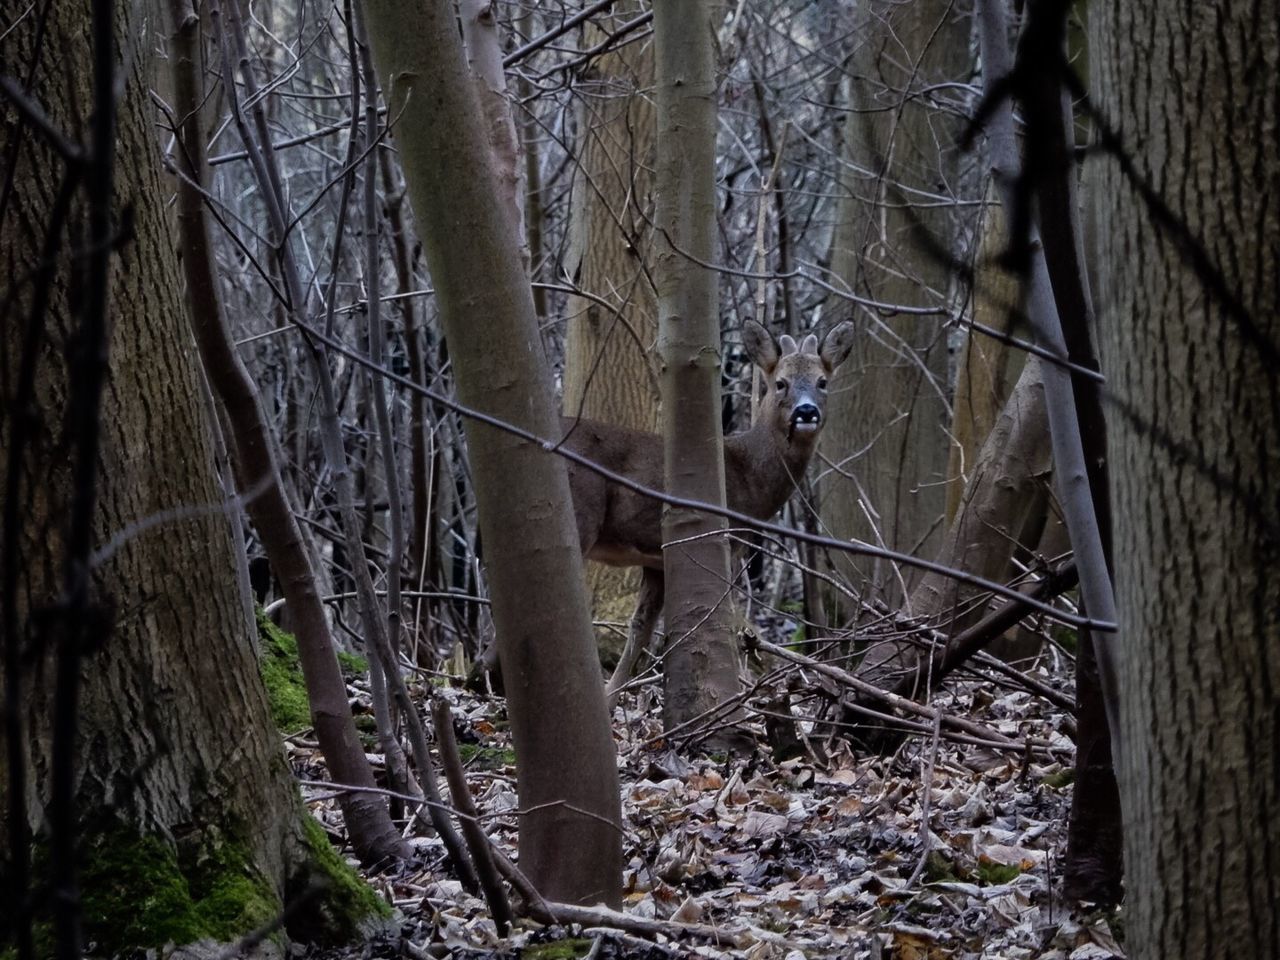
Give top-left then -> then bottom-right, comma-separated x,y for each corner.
789,401 -> 821,437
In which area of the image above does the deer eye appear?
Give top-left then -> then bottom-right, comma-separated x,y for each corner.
817,377 -> 828,390
775,379 -> 789,392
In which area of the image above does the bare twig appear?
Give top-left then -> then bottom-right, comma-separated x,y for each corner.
431,700 -> 513,935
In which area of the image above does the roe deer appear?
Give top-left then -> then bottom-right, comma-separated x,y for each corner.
560,319 -> 855,703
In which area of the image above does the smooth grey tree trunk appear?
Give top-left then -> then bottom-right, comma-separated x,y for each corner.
362,0 -> 623,907
652,0 -> 743,742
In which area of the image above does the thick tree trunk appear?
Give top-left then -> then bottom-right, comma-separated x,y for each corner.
652,0 -> 743,741
821,0 -> 973,608
362,0 -> 623,907
562,5 -> 660,648
1091,1 -> 1280,955
0,0 -> 383,951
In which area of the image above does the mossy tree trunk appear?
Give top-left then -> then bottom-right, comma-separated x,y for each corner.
0,1 -> 384,952
1090,0 -> 1280,953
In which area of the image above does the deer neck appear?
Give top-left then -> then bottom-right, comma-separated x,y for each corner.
724,414 -> 820,520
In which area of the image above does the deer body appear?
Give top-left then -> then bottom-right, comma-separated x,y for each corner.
564,417 -> 825,568
561,320 -> 855,703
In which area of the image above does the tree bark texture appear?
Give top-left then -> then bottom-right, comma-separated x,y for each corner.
0,0 -> 356,947
1091,1 -> 1280,954
562,6 -> 660,643
362,0 -> 623,907
652,0 -> 743,739
821,0 -> 974,608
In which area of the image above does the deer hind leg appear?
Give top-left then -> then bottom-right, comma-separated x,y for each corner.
605,566 -> 664,709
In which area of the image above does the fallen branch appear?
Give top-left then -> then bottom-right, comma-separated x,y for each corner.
752,637 -> 1021,748
432,699 -> 513,935
490,850 -> 754,949
889,561 -> 1079,700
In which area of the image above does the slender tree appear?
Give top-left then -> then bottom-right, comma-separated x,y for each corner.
1091,0 -> 1280,952
166,0 -> 408,866
651,0 -> 743,740
976,0 -> 1125,901
361,0 -> 623,906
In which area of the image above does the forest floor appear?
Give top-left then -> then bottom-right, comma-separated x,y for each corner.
291,611 -> 1125,960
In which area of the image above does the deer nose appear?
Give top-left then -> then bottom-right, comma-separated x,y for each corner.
791,402 -> 820,425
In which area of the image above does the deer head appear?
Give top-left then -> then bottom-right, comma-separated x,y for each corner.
742,319 -> 856,446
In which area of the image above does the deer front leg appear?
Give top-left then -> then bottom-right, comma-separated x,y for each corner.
605,566 -> 664,709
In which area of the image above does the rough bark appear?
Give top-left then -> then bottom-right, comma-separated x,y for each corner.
363,0 -> 623,906
652,0 -> 743,741
166,0 -> 407,865
821,0 -> 973,608
0,0 -> 383,949
1091,0 -> 1280,952
562,5 -> 660,645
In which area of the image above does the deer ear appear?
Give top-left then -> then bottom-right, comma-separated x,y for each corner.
743,320 -> 780,373
819,320 -> 855,372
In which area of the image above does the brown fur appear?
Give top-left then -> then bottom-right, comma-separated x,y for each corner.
558,320 -> 855,703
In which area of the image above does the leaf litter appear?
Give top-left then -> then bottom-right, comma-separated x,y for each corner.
290,622 -> 1123,960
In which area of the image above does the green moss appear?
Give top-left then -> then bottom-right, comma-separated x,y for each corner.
1052,624 -> 1079,655
336,650 -> 368,678
457,744 -> 516,768
1106,907 -> 1125,944
288,817 -> 391,943
975,858 -> 1023,885
62,826 -> 279,953
1041,769 -> 1076,790
923,849 -> 966,884
257,611 -> 312,733
523,939 -> 595,959
787,624 -> 806,649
